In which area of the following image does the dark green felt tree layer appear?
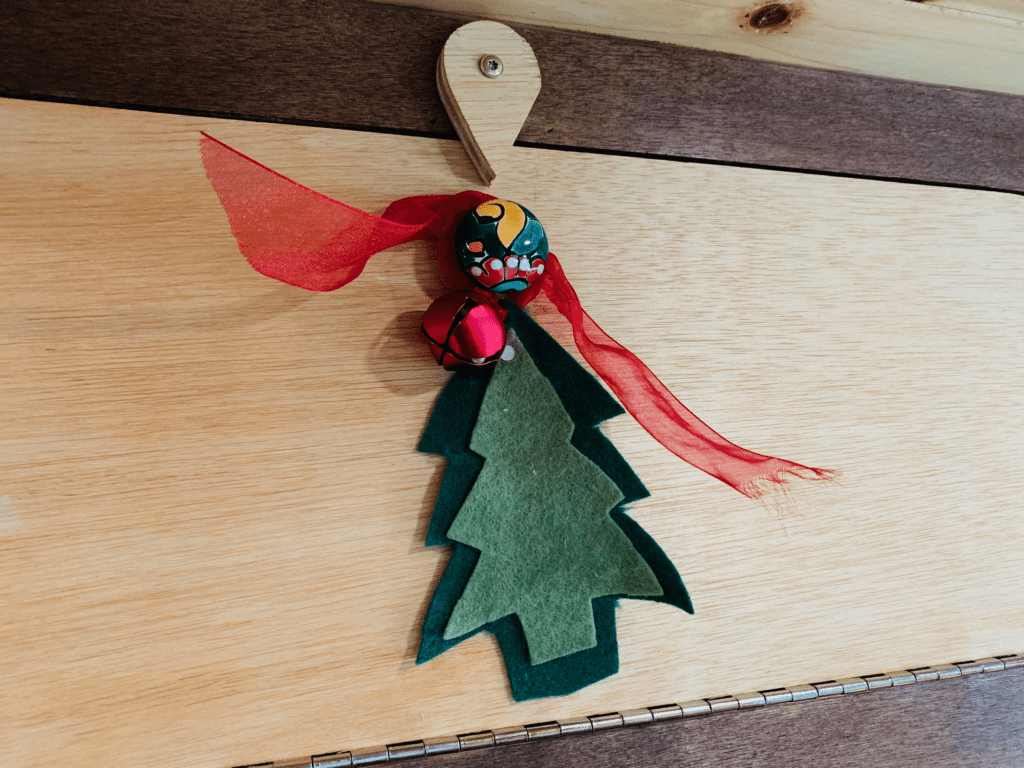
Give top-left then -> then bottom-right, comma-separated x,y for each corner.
416,303 -> 692,701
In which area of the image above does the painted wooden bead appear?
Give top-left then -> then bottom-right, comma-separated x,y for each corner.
454,200 -> 549,293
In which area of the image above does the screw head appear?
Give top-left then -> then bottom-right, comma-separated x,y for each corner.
479,55 -> 503,78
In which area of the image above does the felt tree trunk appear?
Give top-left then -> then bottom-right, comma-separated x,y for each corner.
417,304 -> 693,700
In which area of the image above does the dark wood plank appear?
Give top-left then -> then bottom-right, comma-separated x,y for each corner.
421,668 -> 1024,768
526,30 -> 1024,194
0,0 -> 459,134
3,0 -> 1024,195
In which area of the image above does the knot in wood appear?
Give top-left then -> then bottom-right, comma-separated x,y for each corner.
750,3 -> 792,29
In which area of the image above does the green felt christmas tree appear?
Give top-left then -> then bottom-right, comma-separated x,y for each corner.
442,336 -> 663,664
417,304 -> 693,699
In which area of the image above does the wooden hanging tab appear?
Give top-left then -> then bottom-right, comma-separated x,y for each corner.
437,21 -> 541,185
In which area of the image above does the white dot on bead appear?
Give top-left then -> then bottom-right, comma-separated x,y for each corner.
489,259 -> 502,271
470,266 -> 483,277
500,345 -> 516,361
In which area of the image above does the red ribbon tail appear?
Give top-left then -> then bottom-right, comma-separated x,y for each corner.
200,133 -> 499,296
539,253 -> 834,499
199,133 -> 437,291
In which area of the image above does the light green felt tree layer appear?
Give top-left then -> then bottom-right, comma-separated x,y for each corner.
442,340 -> 663,665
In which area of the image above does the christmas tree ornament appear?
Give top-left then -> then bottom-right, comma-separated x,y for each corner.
421,290 -> 507,369
199,132 -> 833,700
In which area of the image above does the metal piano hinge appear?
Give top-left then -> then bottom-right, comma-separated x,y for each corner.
237,652 -> 1023,768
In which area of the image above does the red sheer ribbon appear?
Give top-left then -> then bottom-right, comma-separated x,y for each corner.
201,133 -> 831,499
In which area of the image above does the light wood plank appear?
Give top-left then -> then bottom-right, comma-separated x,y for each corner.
379,0 -> 1024,96
1,98 -> 1022,768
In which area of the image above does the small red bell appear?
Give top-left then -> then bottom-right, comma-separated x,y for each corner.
421,290 -> 507,370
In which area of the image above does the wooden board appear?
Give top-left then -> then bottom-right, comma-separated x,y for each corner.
2,97 -> 1023,768
4,0 -> 1024,196
379,0 -> 1024,96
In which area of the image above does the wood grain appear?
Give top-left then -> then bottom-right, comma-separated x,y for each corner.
3,0 -> 1024,195
2,98 -> 1022,768
916,0 -> 1024,22
380,0 -> 1024,96
419,668 -> 1024,768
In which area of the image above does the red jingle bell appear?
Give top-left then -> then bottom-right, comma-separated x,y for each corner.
421,291 -> 507,370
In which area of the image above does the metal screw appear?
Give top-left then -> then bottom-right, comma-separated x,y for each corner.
479,55 -> 503,78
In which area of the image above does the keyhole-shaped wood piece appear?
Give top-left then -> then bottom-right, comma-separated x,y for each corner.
437,21 -> 542,186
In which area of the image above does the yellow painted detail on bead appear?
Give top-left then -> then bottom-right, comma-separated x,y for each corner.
476,200 -> 527,247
